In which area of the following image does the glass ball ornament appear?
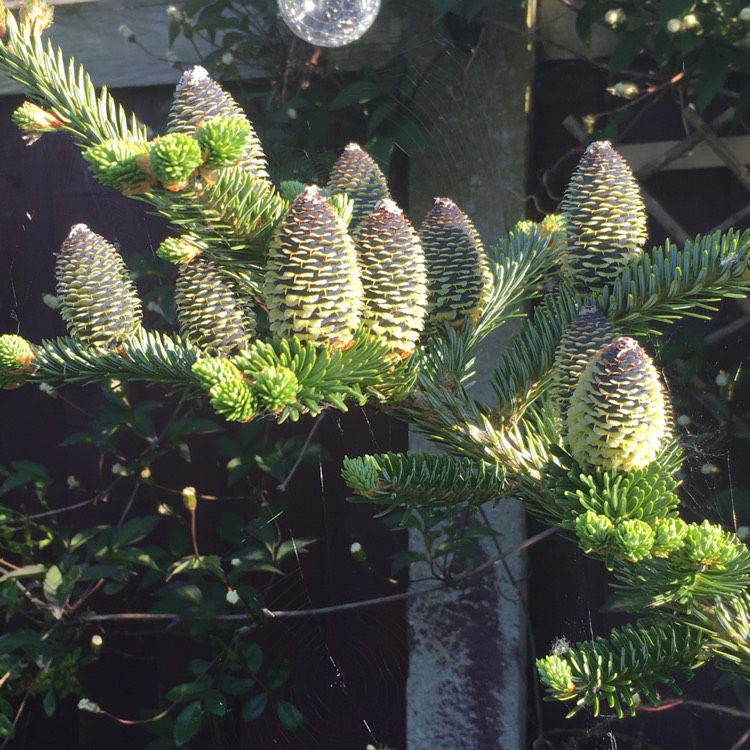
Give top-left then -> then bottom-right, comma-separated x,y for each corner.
278,0 -> 382,47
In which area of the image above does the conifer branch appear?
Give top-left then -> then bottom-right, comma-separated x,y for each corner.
342,452 -> 508,506
31,330 -> 202,390
595,230 -> 750,332
472,226 -> 562,343
0,14 -> 148,146
537,621 -> 708,718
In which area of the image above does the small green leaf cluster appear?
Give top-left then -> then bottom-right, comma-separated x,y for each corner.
574,0 -> 750,133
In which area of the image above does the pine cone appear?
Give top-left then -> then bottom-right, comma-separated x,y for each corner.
264,186 -> 363,347
560,141 -> 647,292
168,66 -> 268,180
327,143 -> 390,228
353,199 -> 427,356
55,225 -> 142,351
566,337 -> 667,471
551,305 -> 616,429
175,256 -> 255,355
419,197 -> 490,325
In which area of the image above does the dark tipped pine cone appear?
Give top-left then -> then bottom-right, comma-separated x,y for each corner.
175,256 -> 256,355
353,198 -> 427,356
566,336 -> 667,471
168,66 -> 268,180
55,224 -> 142,351
419,197 -> 490,326
559,141 -> 647,292
263,186 -> 363,347
327,143 -> 391,229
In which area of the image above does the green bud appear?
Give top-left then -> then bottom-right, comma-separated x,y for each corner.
682,520 -> 744,569
195,116 -> 252,169
652,516 -> 688,557
208,378 -> 257,422
148,132 -> 202,191
19,0 -> 54,35
156,235 -> 203,265
574,510 -> 614,555
613,518 -> 655,562
84,139 -> 153,194
192,356 -> 243,391
0,334 -> 36,389
537,654 -> 575,695
12,101 -> 63,144
254,365 -> 300,412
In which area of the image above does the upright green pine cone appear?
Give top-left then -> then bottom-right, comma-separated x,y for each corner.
559,141 -> 647,292
55,224 -> 142,351
264,186 -> 363,348
353,199 -> 428,356
419,197 -> 490,326
175,256 -> 256,355
551,305 -> 616,429
566,337 -> 667,471
0,334 -> 36,389
327,143 -> 390,228
168,66 -> 268,180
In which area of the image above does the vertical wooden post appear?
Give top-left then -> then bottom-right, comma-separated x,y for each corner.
405,1 -> 536,747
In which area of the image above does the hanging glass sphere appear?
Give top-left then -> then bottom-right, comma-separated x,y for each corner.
278,0 -> 381,47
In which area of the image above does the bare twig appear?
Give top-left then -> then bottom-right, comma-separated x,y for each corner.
79,526 -> 558,624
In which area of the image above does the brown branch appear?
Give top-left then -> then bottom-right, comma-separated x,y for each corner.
79,526 -> 558,624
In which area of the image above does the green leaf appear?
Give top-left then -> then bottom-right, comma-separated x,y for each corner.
173,701 -> 204,747
275,538 -> 316,563
69,526 -> 109,552
277,700 -> 304,733
0,713 -> 14,740
267,656 -> 290,689
78,564 -> 130,582
204,690 -> 227,717
242,692 -> 267,722
43,690 -> 56,717
242,642 -> 263,674
330,80 -> 388,109
695,50 -> 728,111
608,26 -> 652,74
0,461 -> 51,497
166,676 -> 212,702
113,516 -> 159,548
43,565 -> 78,618
0,564 -> 47,582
